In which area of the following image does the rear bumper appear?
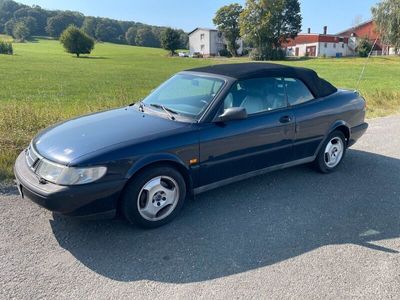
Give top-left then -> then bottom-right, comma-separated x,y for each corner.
14,151 -> 127,218
348,122 -> 369,147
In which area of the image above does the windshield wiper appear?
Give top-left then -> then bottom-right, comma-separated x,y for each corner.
138,101 -> 145,112
129,100 -> 145,112
149,104 -> 178,120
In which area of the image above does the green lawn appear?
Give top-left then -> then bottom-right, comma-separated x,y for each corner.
1,37 -> 400,180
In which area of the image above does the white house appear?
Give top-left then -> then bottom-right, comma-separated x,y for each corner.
188,28 -> 243,57
285,26 -> 355,58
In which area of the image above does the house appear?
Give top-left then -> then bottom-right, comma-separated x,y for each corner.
188,28 -> 243,57
285,26 -> 353,57
286,21 -> 396,57
337,20 -> 396,55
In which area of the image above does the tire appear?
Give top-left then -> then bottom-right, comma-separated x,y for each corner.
121,166 -> 187,229
314,130 -> 347,173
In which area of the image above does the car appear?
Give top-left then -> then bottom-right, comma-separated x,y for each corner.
178,52 -> 189,57
14,63 -> 368,228
190,52 -> 203,58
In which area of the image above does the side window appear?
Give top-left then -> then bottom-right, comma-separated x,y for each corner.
284,78 -> 314,106
222,77 -> 287,115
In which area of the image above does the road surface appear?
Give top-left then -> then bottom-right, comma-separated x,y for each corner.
1,115 -> 399,299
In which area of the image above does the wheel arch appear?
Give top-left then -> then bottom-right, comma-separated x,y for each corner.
313,120 -> 351,158
124,154 -> 193,196
329,121 -> 351,146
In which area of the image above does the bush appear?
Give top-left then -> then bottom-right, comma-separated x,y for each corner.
60,25 -> 95,57
250,47 -> 285,61
218,48 -> 232,57
0,41 -> 13,55
356,38 -> 373,57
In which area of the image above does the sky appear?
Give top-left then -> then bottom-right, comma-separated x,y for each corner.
17,0 -> 379,34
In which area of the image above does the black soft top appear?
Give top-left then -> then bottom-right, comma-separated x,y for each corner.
186,63 -> 337,98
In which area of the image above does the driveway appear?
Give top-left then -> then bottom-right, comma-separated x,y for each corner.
1,115 -> 399,299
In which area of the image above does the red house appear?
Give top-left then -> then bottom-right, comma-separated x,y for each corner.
286,20 -> 395,57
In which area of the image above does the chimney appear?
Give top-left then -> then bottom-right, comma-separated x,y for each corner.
307,28 -> 311,34
323,26 -> 328,35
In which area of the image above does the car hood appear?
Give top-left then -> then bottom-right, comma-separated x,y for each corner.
32,107 -> 189,165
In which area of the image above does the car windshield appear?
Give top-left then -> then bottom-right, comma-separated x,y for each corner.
142,73 -> 225,120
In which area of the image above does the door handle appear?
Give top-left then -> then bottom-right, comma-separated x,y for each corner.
279,116 -> 292,123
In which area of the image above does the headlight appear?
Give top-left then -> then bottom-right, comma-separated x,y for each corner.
36,159 -> 107,185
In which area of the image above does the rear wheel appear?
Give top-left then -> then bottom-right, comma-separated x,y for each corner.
314,131 -> 346,173
122,166 -> 186,228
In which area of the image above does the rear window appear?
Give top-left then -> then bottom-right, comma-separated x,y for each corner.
284,78 -> 314,106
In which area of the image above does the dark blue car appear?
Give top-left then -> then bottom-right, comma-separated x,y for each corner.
14,63 -> 368,228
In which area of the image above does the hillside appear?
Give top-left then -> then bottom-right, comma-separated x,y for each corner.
0,38 -> 400,180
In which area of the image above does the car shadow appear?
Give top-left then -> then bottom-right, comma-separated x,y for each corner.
50,149 -> 400,283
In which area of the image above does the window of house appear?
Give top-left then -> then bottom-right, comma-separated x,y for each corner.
324,43 -> 328,48
218,32 -> 223,38
200,45 -> 205,51
200,33 -> 205,40
284,78 -> 314,106
342,43 -> 345,48
222,77 -> 287,115
333,43 -> 336,48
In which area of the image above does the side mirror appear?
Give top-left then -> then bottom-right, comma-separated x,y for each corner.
216,107 -> 248,123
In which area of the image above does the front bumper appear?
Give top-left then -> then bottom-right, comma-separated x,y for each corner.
348,122 -> 369,147
14,151 -> 127,218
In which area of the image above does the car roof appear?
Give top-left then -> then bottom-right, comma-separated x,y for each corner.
186,63 -> 337,98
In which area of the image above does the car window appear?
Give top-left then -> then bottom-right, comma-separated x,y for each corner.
222,77 -> 287,115
157,76 -> 223,101
284,78 -> 314,106
143,74 -> 225,119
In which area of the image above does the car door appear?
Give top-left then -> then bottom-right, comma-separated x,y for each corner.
198,77 -> 295,187
284,77 -> 329,160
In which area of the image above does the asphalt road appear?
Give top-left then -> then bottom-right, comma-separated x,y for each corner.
1,116 -> 399,299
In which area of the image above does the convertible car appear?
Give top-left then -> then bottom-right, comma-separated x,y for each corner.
14,63 -> 368,228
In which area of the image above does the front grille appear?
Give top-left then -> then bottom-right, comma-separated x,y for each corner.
25,145 -> 41,171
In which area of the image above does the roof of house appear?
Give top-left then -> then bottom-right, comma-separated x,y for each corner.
186,63 -> 337,98
188,27 -> 218,36
336,20 -> 374,35
285,34 -> 349,46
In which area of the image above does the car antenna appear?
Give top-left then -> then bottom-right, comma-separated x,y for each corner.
355,35 -> 380,92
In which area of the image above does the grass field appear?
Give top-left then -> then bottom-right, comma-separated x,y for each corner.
1,37 -> 400,180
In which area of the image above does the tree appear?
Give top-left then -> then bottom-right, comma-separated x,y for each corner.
81,16 -> 97,38
352,15 -> 363,27
213,3 -> 243,56
13,21 -> 30,41
178,29 -> 189,49
372,0 -> 400,53
46,12 -> 84,38
60,25 -> 94,57
4,19 -> 15,35
135,27 -> 159,47
125,26 -> 137,45
161,28 -> 181,55
95,19 -> 122,42
240,0 -> 302,60
12,6 -> 48,35
356,38 -> 373,57
20,16 -> 37,35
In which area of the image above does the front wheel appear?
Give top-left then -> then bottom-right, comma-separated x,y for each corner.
314,131 -> 346,173
121,166 -> 186,228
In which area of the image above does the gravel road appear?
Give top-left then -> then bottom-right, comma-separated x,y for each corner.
1,115 -> 399,299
